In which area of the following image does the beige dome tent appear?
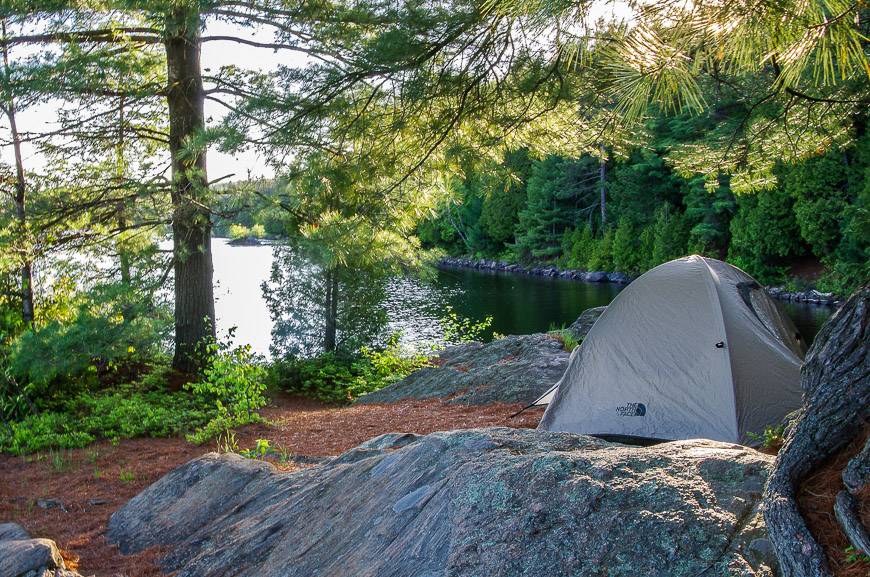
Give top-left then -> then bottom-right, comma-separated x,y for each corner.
535,255 -> 806,443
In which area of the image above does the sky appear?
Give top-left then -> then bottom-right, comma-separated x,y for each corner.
2,2 -> 632,183
2,19 -> 301,181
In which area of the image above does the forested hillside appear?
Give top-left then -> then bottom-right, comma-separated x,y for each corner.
417,114 -> 870,295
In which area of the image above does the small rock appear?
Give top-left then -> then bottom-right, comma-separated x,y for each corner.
748,538 -> 778,570
0,536 -> 81,577
567,306 -> 607,340
0,522 -> 29,542
227,236 -> 262,246
36,498 -> 66,512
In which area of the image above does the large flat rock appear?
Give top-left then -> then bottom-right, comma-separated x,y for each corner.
357,333 -> 570,405
108,428 -> 778,577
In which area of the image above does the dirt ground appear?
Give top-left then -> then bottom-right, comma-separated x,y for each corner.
797,431 -> 870,577
0,394 -> 542,577
1,394 -> 866,577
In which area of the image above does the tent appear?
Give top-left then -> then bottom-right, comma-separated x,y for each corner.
535,255 -> 806,443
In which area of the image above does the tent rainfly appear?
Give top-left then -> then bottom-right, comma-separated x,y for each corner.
535,255 -> 807,444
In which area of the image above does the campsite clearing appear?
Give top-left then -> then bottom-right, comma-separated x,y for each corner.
0,394 -> 542,577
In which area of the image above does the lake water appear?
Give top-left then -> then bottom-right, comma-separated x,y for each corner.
212,238 -> 834,357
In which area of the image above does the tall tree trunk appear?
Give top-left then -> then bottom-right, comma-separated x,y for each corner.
118,210 -> 132,286
598,143 -> 607,228
165,8 -> 215,373
2,20 -> 34,327
324,271 -> 337,352
116,97 -> 132,288
763,287 -> 870,577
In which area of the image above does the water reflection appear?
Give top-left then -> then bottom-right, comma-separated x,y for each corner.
211,239 -> 833,357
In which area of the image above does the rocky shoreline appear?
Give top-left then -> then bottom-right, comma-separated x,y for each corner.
438,256 -> 841,306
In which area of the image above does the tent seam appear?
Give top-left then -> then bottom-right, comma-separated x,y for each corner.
699,257 -> 740,443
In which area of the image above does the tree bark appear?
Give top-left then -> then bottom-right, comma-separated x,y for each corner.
833,490 -> 870,556
763,287 -> 870,577
2,20 -> 34,327
598,143 -> 607,228
324,271 -> 337,352
116,97 -> 132,288
165,8 -> 215,373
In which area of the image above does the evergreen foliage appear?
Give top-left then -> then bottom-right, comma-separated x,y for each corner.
420,135 -> 869,293
516,155 -> 600,260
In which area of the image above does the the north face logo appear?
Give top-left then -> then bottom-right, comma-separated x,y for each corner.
616,402 -> 646,417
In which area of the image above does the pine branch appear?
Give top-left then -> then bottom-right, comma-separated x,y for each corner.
1,28 -> 161,46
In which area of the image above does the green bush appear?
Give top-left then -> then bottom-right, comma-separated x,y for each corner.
0,386 -> 211,455
359,339 -> 426,384
439,306 -> 494,344
75,388 -> 210,440
586,228 -> 615,271
229,223 -> 251,239
548,327 -> 580,351
228,223 -> 266,239
1,336 -> 271,453
250,223 -> 267,238
7,283 -> 171,404
185,341 -> 268,443
0,412 -> 95,454
269,335 -> 429,404
269,353 -> 367,404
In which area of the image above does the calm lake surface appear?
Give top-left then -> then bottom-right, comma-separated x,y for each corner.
212,238 -> 834,357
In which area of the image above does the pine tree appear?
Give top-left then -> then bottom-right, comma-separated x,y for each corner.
516,155 -> 599,260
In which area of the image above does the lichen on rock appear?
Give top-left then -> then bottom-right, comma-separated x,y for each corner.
108,427 -> 778,577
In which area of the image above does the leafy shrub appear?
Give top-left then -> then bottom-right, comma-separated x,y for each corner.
237,438 -> 293,463
844,546 -> 870,565
746,424 -> 786,452
185,341 -> 268,443
0,386 -> 210,455
548,327 -> 580,351
269,353 -> 370,404
74,387 -> 210,440
439,306 -> 494,344
229,223 -> 251,239
360,334 -> 430,384
230,223 -> 266,239
0,412 -> 95,454
1,337 -> 270,453
269,335 -> 429,404
7,283 -> 171,404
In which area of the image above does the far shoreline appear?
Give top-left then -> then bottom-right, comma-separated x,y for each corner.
437,256 -> 842,307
